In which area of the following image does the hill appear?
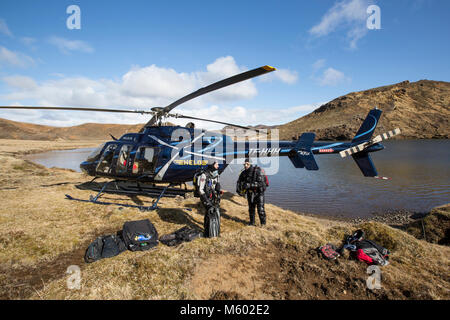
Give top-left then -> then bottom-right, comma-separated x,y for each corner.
278,80 -> 449,140
0,118 -> 146,140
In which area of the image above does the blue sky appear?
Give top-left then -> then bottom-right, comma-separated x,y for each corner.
0,0 -> 449,128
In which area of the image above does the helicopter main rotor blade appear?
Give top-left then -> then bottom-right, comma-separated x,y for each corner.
143,65 -> 276,128
169,113 -> 266,134
0,106 -> 155,114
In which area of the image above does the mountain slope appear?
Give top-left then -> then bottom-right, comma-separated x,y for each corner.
278,80 -> 449,140
0,118 -> 145,140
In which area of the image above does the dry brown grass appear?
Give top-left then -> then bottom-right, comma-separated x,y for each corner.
0,139 -> 448,300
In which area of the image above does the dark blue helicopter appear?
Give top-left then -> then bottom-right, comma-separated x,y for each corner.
0,65 -> 400,209
78,107 -> 398,184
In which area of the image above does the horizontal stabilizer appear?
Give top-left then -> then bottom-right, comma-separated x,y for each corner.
299,151 -> 319,170
289,133 -> 319,170
288,154 -> 305,168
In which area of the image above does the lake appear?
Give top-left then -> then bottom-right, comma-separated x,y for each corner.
25,140 -> 450,218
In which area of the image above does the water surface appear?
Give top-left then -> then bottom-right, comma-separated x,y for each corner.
25,140 -> 450,218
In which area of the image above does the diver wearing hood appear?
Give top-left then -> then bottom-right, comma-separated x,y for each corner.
197,161 -> 222,237
198,161 -> 221,208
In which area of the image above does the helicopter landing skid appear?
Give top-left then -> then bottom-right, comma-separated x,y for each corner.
65,181 -> 176,211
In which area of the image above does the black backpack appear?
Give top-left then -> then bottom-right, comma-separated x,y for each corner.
84,233 -> 127,263
193,168 -> 208,197
122,219 -> 159,251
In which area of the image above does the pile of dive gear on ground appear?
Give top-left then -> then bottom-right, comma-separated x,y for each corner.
318,229 -> 390,266
84,219 -> 202,263
85,220 -> 390,268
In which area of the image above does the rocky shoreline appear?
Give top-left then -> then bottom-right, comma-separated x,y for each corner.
350,209 -> 429,226
289,207 -> 428,226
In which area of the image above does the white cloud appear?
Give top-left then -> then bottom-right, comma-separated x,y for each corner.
1,56 -> 287,111
312,59 -> 326,72
259,68 -> 298,84
317,67 -> 349,86
48,36 -> 94,54
0,56 -> 299,127
0,19 -> 13,37
310,60 -> 350,87
121,56 -> 260,104
309,0 -> 371,49
121,65 -> 196,99
0,56 -> 308,128
3,75 -> 37,90
0,46 -> 35,68
20,37 -> 37,50
196,56 -> 258,101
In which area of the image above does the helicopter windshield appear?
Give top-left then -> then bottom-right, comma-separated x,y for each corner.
96,143 -> 118,174
87,143 -> 106,161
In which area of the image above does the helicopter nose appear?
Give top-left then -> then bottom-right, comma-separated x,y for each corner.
80,161 -> 94,175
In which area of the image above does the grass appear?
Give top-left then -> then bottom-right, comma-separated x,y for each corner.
405,205 -> 450,245
0,139 -> 448,300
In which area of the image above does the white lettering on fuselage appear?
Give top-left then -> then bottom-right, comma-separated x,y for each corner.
249,148 -> 280,156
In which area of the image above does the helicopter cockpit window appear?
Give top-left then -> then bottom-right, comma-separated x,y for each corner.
132,147 -> 158,174
116,144 -> 133,174
96,144 -> 118,174
87,143 -> 106,162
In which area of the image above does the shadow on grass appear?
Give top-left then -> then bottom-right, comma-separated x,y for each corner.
183,202 -> 249,226
156,208 -> 203,231
221,191 -> 246,206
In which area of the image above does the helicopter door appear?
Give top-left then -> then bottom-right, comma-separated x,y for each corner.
96,143 -> 118,174
132,147 -> 159,175
115,144 -> 134,175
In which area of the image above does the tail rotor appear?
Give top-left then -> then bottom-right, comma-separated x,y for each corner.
339,108 -> 401,178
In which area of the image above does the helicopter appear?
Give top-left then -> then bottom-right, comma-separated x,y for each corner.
0,65 -> 400,209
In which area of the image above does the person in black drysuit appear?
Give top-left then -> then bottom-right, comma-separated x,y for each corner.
236,159 -> 268,226
198,161 -> 222,237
